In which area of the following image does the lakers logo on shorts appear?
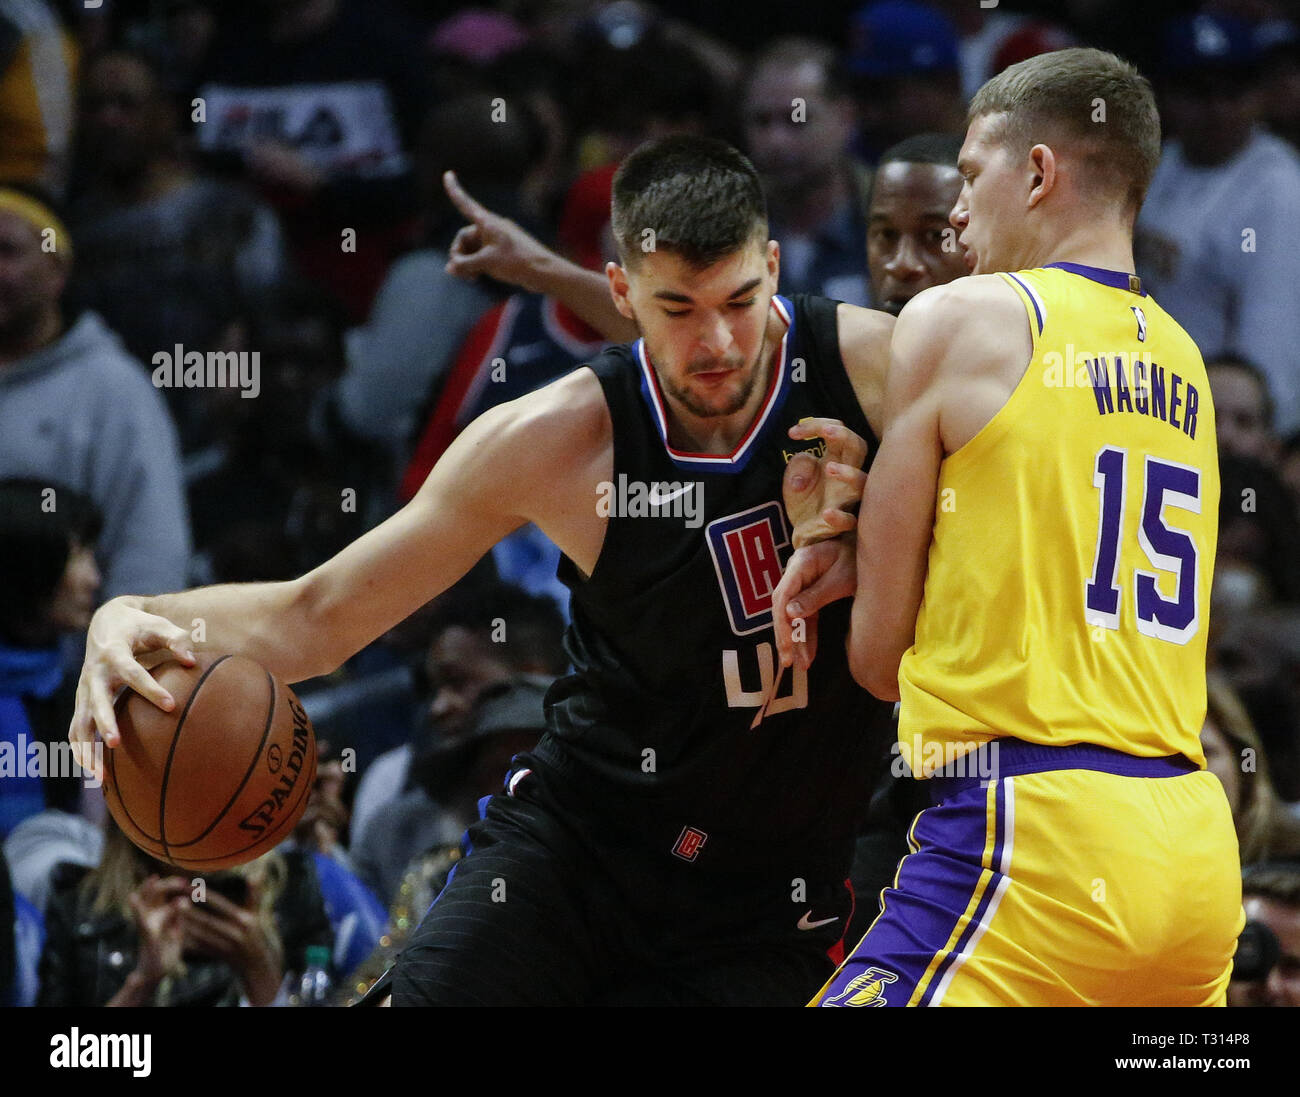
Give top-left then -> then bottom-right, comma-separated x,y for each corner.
822,967 -> 899,1007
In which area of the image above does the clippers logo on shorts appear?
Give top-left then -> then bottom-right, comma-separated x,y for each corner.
672,826 -> 708,862
821,968 -> 899,1007
706,502 -> 791,636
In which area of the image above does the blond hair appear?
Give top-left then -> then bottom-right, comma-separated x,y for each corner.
1205,672 -> 1300,865
84,817 -> 287,994
968,47 -> 1161,216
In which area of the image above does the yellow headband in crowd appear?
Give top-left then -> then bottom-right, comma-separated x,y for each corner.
0,188 -> 72,261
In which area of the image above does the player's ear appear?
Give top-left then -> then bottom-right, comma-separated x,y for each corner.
1027,143 -> 1056,209
607,260 -> 635,320
766,238 -> 780,284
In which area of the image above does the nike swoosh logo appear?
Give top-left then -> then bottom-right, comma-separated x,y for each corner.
797,912 -> 840,931
647,483 -> 695,505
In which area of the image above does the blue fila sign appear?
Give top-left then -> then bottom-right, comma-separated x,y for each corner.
706,502 -> 791,636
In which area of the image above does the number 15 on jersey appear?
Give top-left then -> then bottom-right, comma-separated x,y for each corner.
1084,445 -> 1204,645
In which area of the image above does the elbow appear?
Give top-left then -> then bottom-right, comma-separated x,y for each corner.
849,641 -> 902,703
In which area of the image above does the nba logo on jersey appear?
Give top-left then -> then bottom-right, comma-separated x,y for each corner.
705,502 -> 791,636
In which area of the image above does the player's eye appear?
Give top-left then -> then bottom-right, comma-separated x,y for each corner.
663,309 -> 690,318
729,298 -> 756,309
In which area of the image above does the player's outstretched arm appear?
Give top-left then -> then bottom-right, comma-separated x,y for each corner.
69,380 -> 596,771
442,170 -> 638,343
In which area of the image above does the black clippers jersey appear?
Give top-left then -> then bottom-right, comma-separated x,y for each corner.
530,294 -> 896,879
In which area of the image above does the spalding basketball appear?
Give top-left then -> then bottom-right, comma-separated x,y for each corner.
104,652 -> 317,871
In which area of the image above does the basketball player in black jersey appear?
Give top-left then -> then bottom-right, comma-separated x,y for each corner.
70,137 -> 898,1005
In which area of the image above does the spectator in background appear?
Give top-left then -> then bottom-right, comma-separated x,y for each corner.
400,165 -> 615,606
38,812 -> 332,1006
322,90 -> 548,468
64,47 -> 287,392
345,673 -> 553,1002
122,0 -> 219,97
1258,17 -> 1300,151
289,742 -> 387,980
1208,354 -> 1280,467
350,581 -> 567,904
1137,12 -> 1300,436
1230,864 -> 1300,1006
0,186 -> 190,598
424,12 -> 569,232
194,0 -> 431,321
847,1 -> 966,164
1211,608 -> 1300,804
565,5 -> 735,172
1216,453 -> 1300,608
0,479 -> 99,839
187,281 -> 385,586
0,0 -> 77,198
930,0 -> 1076,101
865,132 -> 966,314
1280,430 -> 1300,515
1201,672 -> 1300,865
741,37 -> 870,305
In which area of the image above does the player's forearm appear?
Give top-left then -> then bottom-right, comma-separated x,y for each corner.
123,576 -> 328,684
531,252 -> 638,342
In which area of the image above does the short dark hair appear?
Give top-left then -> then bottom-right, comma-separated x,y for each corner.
611,136 -> 767,270
877,133 -> 964,170
0,478 -> 102,645
1243,863 -> 1300,908
869,133 -> 963,210
424,580 -> 567,677
1207,352 -> 1276,431
968,47 -> 1162,216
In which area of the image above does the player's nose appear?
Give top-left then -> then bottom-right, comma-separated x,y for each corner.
696,312 -> 733,357
885,236 -> 926,278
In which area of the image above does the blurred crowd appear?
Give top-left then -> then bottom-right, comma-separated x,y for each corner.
0,0 -> 1298,1007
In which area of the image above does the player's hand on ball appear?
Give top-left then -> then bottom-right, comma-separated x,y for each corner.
69,597 -> 196,774
782,418 -> 868,549
443,170 -> 553,292
772,537 -> 857,670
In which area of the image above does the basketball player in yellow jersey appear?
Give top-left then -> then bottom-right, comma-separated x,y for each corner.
774,47 -> 1243,1006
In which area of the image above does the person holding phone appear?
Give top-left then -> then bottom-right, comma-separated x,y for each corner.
37,813 -> 332,1006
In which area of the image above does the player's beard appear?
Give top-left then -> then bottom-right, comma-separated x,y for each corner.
654,326 -> 770,421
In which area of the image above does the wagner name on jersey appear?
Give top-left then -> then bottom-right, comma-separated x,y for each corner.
898,263 -> 1219,777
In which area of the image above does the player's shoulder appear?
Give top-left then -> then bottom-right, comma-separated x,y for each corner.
894,276 -> 1022,357
475,364 -> 611,460
901,274 -> 1022,320
825,301 -> 894,435
833,299 -> 896,354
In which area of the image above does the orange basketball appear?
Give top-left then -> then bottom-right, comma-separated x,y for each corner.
104,652 -> 317,871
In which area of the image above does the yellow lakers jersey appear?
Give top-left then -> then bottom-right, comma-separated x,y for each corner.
898,264 -> 1218,777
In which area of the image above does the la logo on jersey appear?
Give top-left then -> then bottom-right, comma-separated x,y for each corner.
706,502 -> 791,636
